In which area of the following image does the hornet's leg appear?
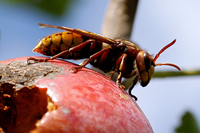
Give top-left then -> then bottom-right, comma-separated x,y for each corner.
71,48 -> 110,72
115,53 -> 139,100
128,74 -> 139,101
116,53 -> 127,89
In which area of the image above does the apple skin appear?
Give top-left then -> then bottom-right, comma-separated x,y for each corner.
0,57 -> 153,133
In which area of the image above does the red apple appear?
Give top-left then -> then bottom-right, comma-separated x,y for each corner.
0,57 -> 153,133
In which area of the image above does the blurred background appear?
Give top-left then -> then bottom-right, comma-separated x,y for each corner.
0,0 -> 199,132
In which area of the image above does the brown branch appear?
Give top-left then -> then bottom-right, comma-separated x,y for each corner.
101,0 -> 138,40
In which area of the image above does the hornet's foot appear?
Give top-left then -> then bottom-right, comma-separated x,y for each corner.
69,66 -> 84,73
27,57 -> 50,65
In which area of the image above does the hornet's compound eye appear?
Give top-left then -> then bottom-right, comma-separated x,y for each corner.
143,52 -> 152,72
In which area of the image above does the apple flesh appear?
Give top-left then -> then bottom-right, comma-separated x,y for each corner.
0,57 -> 153,133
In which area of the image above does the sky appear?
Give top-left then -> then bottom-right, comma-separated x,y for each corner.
0,0 -> 200,132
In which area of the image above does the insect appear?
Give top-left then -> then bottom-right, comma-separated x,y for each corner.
31,23 -> 181,100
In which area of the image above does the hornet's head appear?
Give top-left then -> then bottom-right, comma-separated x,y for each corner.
136,39 -> 181,87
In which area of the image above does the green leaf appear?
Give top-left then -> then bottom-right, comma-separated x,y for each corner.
175,111 -> 200,133
1,0 -> 73,16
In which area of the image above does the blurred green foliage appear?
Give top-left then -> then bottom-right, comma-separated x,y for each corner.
175,111 -> 200,133
153,70 -> 200,78
1,0 -> 73,16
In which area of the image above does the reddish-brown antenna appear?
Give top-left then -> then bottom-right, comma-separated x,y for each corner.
153,39 -> 181,71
